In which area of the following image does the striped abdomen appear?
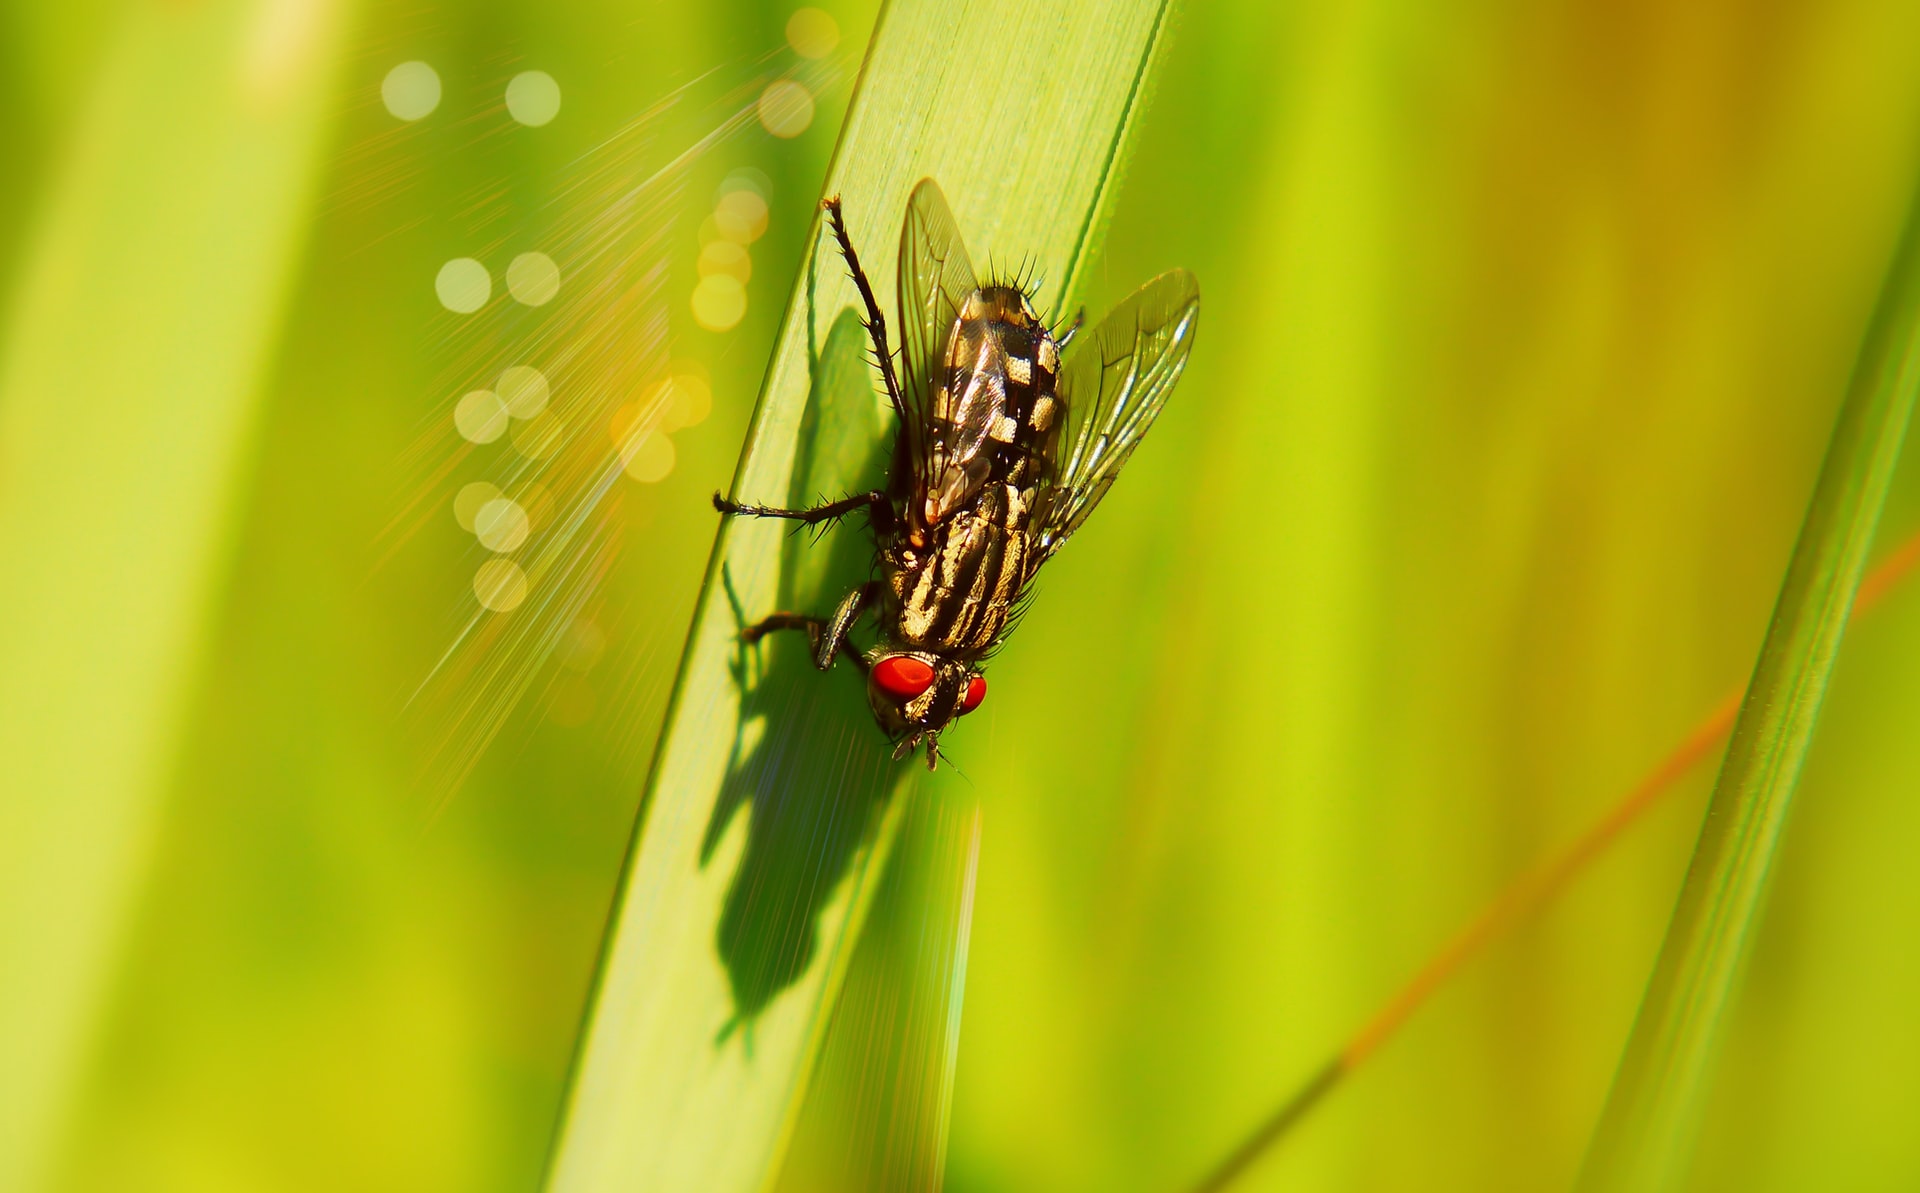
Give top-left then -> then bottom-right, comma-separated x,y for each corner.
922,286 -> 1062,525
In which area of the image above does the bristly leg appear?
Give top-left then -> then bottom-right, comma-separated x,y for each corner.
1055,307 -> 1085,349
740,582 -> 878,673
818,582 -> 877,670
821,195 -> 906,426
712,488 -> 897,535
740,613 -> 865,673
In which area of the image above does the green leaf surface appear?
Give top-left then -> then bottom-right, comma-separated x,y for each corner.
1576,171 -> 1920,1192
0,2 -> 352,1189
772,783 -> 983,1193
541,2 -> 1177,1191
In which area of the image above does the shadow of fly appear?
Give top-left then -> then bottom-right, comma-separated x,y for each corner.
716,179 -> 1199,769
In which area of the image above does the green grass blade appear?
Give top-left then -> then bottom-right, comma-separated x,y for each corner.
0,3 -> 351,1189
1575,175 -> 1920,1192
542,2 -> 1176,1191
771,788 -> 983,1192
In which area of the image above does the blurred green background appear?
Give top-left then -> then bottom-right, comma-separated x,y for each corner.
4,0 -> 1920,1190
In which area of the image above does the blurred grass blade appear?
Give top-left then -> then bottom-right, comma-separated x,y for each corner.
1184,526 -> 1920,1192
772,793 -> 983,1192
1576,174 -> 1920,1192
542,2 -> 1176,1191
0,1 -> 351,1189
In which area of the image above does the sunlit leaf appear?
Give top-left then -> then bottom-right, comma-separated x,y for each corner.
541,2 -> 1178,1190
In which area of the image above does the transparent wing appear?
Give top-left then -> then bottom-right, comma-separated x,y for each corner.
1035,269 -> 1200,559
897,179 -> 977,495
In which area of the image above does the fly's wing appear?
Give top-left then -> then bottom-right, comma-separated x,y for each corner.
897,179 -> 978,506
1034,269 -> 1200,560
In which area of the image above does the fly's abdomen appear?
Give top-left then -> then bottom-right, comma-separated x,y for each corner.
924,287 -> 1063,524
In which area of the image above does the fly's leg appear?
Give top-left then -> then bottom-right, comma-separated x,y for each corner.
817,582 -> 878,672
890,729 -> 940,770
741,582 -> 878,673
712,489 -> 897,536
739,615 -> 867,673
1055,308 -> 1086,349
740,612 -> 826,657
821,195 -> 906,427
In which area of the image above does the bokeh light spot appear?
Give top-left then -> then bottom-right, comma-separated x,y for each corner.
691,275 -> 747,331
714,189 -> 770,244
786,9 -> 840,59
474,498 -> 530,552
454,389 -> 509,443
474,559 -> 529,612
757,80 -> 814,139
698,239 -> 752,284
382,61 -> 441,120
506,252 -> 561,305
609,403 -> 644,452
658,374 -> 714,431
454,481 -> 502,531
506,71 -> 561,126
720,167 -> 772,203
497,365 -> 550,418
512,411 -> 565,458
623,429 -> 676,483
436,258 -> 490,313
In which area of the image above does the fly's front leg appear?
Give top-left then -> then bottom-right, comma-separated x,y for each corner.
740,613 -> 828,663
821,195 -> 906,426
712,489 -> 897,536
740,581 -> 878,673
817,582 -> 879,673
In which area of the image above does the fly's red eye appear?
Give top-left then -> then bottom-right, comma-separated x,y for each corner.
959,674 -> 986,714
872,655 -> 935,699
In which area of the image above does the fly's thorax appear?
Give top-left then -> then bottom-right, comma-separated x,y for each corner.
883,496 -> 1032,655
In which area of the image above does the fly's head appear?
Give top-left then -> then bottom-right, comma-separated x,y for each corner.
865,650 -> 986,770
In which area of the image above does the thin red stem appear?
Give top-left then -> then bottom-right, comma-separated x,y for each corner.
1187,525 -> 1920,1193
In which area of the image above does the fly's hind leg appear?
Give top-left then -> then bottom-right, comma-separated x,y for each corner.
741,582 -> 879,673
821,195 -> 906,426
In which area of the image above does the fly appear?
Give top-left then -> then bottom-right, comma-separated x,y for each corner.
714,179 -> 1199,769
